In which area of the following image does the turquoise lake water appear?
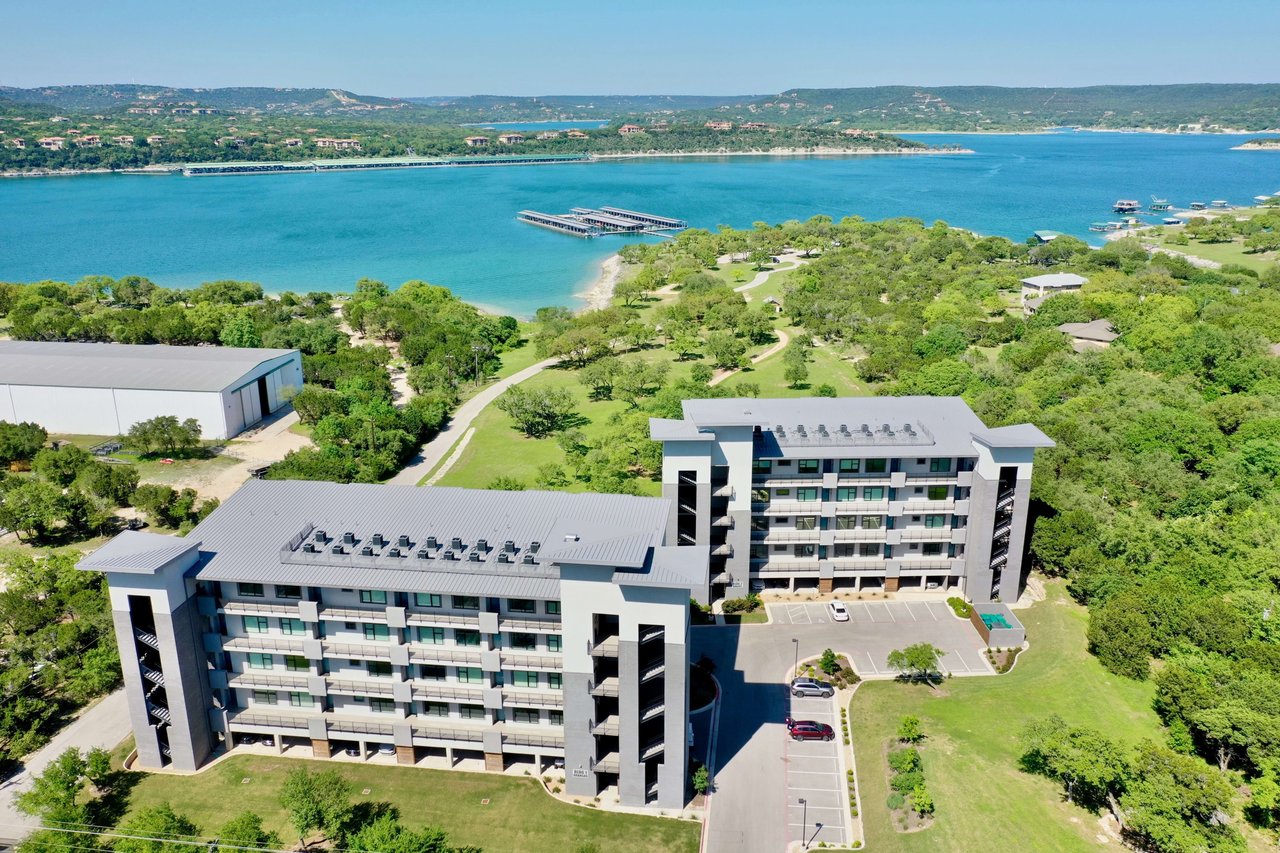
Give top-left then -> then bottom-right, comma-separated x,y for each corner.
1,132 -> 1277,316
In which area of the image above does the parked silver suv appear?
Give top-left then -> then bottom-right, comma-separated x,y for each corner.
789,677 -> 835,698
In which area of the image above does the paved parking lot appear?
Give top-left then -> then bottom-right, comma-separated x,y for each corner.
769,599 -> 993,676
784,693 -> 847,848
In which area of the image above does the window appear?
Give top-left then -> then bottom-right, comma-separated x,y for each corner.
859,543 -> 879,557
547,634 -> 562,652
925,514 -> 946,529
929,458 -> 952,473
459,704 -> 486,720
247,653 -> 272,670
237,582 -> 264,598
863,486 -> 885,501
253,690 -> 275,705
420,664 -> 446,681
751,488 -> 769,504
281,618 -> 306,636
922,543 -> 944,556
927,486 -> 949,501
796,488 -> 819,502
344,622 -> 357,630
276,585 -> 302,599
512,671 -> 539,688
838,459 -> 860,473
796,544 -> 816,558
359,590 -> 387,605
511,633 -> 536,651
414,593 -> 442,608
363,623 -> 390,641
750,517 -> 769,532
285,655 -> 308,672
865,459 -> 887,473
835,516 -> 856,529
512,708 -> 540,724
548,673 -> 563,689
797,460 -> 819,474
545,600 -> 561,616
752,458 -> 772,474
452,595 -> 480,610
508,599 -> 535,614
370,698 -> 395,713
795,516 -> 817,531
835,487 -> 857,502
861,515 -> 882,530
289,691 -> 310,707
750,544 -> 768,560
242,615 -> 269,633
549,711 -> 564,726
422,701 -> 448,717
455,629 -> 481,647
367,661 -> 393,677
776,459 -> 792,467
417,627 -> 444,644
775,488 -> 791,497
456,667 -> 483,684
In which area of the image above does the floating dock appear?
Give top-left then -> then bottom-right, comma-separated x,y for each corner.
517,206 -> 687,238
182,153 -> 590,176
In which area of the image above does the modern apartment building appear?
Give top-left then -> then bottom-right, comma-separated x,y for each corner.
650,397 -> 1054,603
79,480 -> 705,809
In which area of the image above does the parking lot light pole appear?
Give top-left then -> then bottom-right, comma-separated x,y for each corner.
792,637 -> 799,678
799,798 -> 808,849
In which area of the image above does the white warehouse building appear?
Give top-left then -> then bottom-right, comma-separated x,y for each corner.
0,342 -> 303,440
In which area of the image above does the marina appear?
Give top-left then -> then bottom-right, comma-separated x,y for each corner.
518,206 -> 687,238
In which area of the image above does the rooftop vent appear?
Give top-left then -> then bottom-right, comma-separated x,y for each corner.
468,551 -> 481,562
397,534 -> 411,548
450,537 -> 463,550
776,425 -> 787,439
360,545 -> 374,557
839,424 -> 850,434
563,534 -> 580,543
331,545 -> 345,555
342,532 -> 355,545
522,554 -> 536,565
314,529 -> 327,542
442,550 -> 455,561
475,538 -> 488,552
818,424 -> 829,437
903,423 -> 917,436
503,540 -> 516,553
496,553 -> 511,564
425,536 -> 439,550
796,425 -> 807,437
860,423 -> 872,435
387,547 -> 402,558
302,542 -> 317,553
416,549 -> 430,560
370,533 -> 385,547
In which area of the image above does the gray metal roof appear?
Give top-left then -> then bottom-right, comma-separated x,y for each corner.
1057,319 -> 1119,342
648,417 -> 714,442
971,424 -> 1056,449
0,342 -> 299,392
77,530 -> 200,574
1020,272 -> 1088,289
94,480 -> 689,596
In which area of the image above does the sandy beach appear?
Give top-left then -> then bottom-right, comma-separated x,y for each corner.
579,254 -> 623,312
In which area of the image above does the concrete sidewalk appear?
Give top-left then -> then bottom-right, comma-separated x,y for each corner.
0,690 -> 131,842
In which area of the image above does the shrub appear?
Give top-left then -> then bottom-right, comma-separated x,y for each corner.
692,764 -> 711,794
819,648 -> 839,675
887,747 -> 921,774
897,715 -> 923,743
886,791 -> 905,811
946,596 -> 972,618
890,770 -> 924,793
721,593 -> 763,614
912,783 -> 935,816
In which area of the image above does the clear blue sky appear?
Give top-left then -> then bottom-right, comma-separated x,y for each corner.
3,0 -> 1277,95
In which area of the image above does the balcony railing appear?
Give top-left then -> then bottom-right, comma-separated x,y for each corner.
590,637 -> 619,657
318,606 -> 389,623
221,601 -> 300,617
502,652 -> 562,670
322,641 -> 392,661
502,689 -> 563,709
328,678 -> 395,697
225,636 -> 306,655
229,672 -> 309,690
409,682 -> 483,703
592,715 -> 619,736
407,645 -> 482,665
591,677 -> 619,697
409,722 -> 485,742
404,612 -> 481,629
751,529 -> 820,543
498,617 -> 563,633
594,752 -> 620,774
503,731 -> 564,749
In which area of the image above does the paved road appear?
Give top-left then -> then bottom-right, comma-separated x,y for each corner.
693,599 -> 989,852
386,357 -> 559,486
0,690 -> 131,841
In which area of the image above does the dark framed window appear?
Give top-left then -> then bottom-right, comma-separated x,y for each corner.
417,626 -> 444,644
548,673 -> 563,689
512,708 -> 540,724
927,486 -> 949,501
281,618 -> 306,636
363,624 -> 390,641
545,601 -> 561,615
797,459 -> 819,474
925,515 -> 946,529
370,698 -> 395,713
929,458 -> 952,473
285,655 -> 308,672
511,633 -> 536,651
863,486 -> 885,501
838,459 -> 860,473
366,661 -> 393,677
419,664 -> 446,681
455,629 -> 481,647
414,593 -> 442,608
275,585 -> 302,599
547,634 -> 562,652
512,671 -> 539,687
456,667 -> 483,683
422,701 -> 448,717
452,595 -> 480,610
242,615 -> 269,633
865,459 -> 887,474
508,599 -> 536,614
795,516 -> 818,530
359,590 -> 387,605
459,704 -> 486,720
289,691 -> 310,707
796,488 -> 819,502
861,515 -> 882,530
237,582 -> 264,598
752,458 -> 772,474
247,653 -> 272,669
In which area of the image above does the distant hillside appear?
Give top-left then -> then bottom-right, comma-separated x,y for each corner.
408,93 -> 757,122
0,84 -> 410,115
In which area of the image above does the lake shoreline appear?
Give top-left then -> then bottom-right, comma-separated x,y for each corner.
576,254 -> 624,313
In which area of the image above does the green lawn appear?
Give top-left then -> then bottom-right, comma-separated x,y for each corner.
734,336 -> 869,397
116,755 -> 698,853
849,580 -> 1168,852
1146,231 -> 1279,272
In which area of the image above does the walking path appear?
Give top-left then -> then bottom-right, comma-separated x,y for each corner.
387,358 -> 559,486
197,408 -> 310,503
710,329 -> 792,387
0,690 -> 131,843
733,252 -> 810,293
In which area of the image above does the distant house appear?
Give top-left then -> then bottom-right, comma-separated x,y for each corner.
1057,319 -> 1119,351
1021,272 -> 1088,313
77,134 -> 102,147
38,137 -> 65,150
705,120 -> 733,131
50,116 -> 69,123
565,129 -> 589,139
191,108 -> 218,115
216,136 -> 245,147
841,128 -> 865,137
535,131 -> 560,141
9,138 -> 24,149
171,108 -> 191,115
316,137 -> 361,150
618,124 -> 644,135
112,135 -> 135,146
650,121 -> 670,131
65,129 -> 82,136
1032,230 -> 1061,243
741,122 -> 769,129
146,135 -> 166,145
283,138 -> 303,147
497,132 -> 525,144
464,135 -> 489,147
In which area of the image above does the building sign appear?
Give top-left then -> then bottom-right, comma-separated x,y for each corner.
572,768 -> 588,777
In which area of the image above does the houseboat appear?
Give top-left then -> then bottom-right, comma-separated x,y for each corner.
1210,200 -> 1231,209
1149,197 -> 1172,212
1162,217 -> 1182,226
1189,201 -> 1208,210
1113,199 -> 1142,213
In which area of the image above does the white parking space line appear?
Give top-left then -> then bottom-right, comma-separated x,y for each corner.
863,651 -> 879,674
788,769 -> 838,775
902,602 -> 920,622
923,601 -> 943,621
883,602 -> 897,622
949,648 -> 972,673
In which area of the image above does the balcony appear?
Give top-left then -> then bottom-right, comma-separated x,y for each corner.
590,637 -> 619,657
502,689 -> 563,709
712,515 -> 735,528
327,678 -> 395,697
229,708 -> 312,730
405,612 -> 480,629
829,528 -> 886,542
407,645 -> 482,666
711,484 -> 735,499
322,641 -> 391,661
751,529 -> 820,543
757,501 -> 824,516
409,682 -> 483,703
503,730 -> 564,750
592,716 -> 619,736
591,677 -> 619,698
640,738 -> 665,761
229,672 -> 309,690
498,617 -> 562,633
319,606 -> 389,623
221,600 -> 299,617
594,752 -> 620,774
224,636 -> 305,655
897,528 -> 952,542
409,721 -> 485,743
502,652 -> 562,670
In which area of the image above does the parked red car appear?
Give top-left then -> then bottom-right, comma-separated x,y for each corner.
785,717 -> 835,741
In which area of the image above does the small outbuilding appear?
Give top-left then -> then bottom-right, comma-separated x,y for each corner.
1056,319 -> 1119,351
0,342 -> 303,440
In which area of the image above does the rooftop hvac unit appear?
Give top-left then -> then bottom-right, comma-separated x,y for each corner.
387,547 -> 401,558
503,540 -> 516,553
370,533 -> 385,547
468,551 -> 481,562
397,535 -> 411,548
529,541 -> 541,554
416,549 -> 430,560
450,537 -> 464,550
360,545 -> 374,557
331,545 -> 345,555
302,542 -> 317,553
314,529 -> 327,542
476,538 -> 488,552
442,550 -> 456,561
497,553 -> 511,564
425,536 -> 439,550
522,554 -> 536,565
342,532 -> 355,545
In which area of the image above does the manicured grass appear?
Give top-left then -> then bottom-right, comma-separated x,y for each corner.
117,755 -> 699,853
1147,231 -> 1278,272
734,336 -> 869,397
721,611 -> 769,625
848,580 -> 1167,852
